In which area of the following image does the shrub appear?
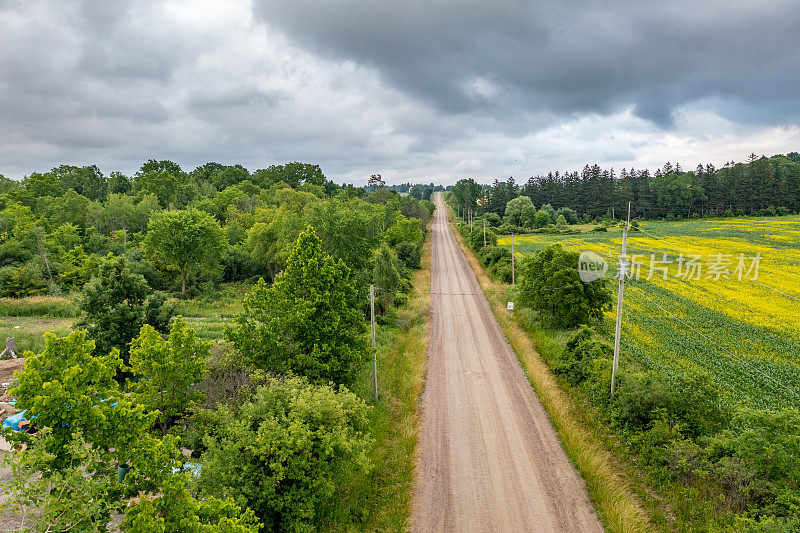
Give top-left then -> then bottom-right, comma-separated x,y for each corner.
518,245 -> 613,329
1,264 -> 47,297
129,317 -> 209,436
555,207 -> 578,225
555,326 -> 612,386
534,210 -> 551,228
78,254 -> 173,360
199,376 -> 372,531
395,241 -> 421,269
484,212 -> 501,226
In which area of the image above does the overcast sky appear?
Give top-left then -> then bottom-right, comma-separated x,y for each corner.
2,0 -> 800,185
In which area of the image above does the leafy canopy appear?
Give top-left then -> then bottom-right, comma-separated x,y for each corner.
518,244 -> 613,328
230,226 -> 368,384
129,317 -> 209,436
199,375 -> 371,532
78,254 -> 172,358
144,208 -> 226,293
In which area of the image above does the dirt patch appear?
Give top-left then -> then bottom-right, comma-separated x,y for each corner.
0,359 -> 24,389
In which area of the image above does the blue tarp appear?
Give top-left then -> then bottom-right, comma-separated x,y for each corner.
3,409 -> 27,432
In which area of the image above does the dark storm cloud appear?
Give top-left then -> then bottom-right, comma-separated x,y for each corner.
2,0 -> 800,184
253,0 -> 800,126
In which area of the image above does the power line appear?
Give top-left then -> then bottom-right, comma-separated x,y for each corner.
372,282 -> 586,296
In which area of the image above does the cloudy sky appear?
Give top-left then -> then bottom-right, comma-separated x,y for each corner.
2,0 -> 800,185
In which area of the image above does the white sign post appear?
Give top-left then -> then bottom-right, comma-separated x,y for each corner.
507,302 -> 514,310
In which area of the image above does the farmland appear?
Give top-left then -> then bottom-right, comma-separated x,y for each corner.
499,216 -> 800,410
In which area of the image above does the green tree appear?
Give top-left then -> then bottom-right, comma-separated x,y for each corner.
230,226 -> 368,385
10,331 -> 154,472
121,474 -> 261,533
78,254 -> 173,358
144,209 -> 226,294
372,242 -> 404,313
534,209 -> 551,228
199,375 -> 371,531
385,214 -> 423,246
129,317 -> 209,436
518,244 -> 613,328
504,196 -> 536,227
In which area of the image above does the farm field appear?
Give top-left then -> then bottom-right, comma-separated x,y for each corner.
499,215 -> 800,410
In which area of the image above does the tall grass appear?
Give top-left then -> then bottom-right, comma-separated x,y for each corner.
449,209 -> 655,533
0,296 -> 78,318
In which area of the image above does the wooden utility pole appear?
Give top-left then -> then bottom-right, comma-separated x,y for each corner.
370,284 -> 378,401
610,203 -> 631,394
511,233 -> 515,286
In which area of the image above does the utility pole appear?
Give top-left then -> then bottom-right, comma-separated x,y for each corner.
610,202 -> 631,395
511,233 -> 515,286
483,219 -> 486,247
370,284 -> 378,401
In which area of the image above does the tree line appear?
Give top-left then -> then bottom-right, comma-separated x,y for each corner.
449,152 -> 800,222
0,160 -> 433,300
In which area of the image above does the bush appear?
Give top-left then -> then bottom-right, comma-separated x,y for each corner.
78,254 -> 174,360
534,210 -> 551,228
555,326 -> 612,386
1,264 -> 47,297
477,245 -> 513,283
199,375 -> 372,531
518,244 -> 613,329
555,207 -> 578,225
484,212 -> 501,227
468,226 -> 497,249
395,241 -> 421,269
612,370 -> 730,439
129,317 -> 209,436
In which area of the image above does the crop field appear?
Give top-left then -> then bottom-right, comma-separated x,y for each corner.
499,216 -> 800,409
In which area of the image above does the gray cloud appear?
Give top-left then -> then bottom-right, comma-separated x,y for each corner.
253,0 -> 800,126
1,0 -> 799,184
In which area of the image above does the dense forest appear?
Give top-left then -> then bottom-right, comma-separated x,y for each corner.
0,161 -> 434,299
450,152 -> 800,221
0,159 -> 435,530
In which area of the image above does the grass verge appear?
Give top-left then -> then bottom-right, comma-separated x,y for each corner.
448,209 -> 654,533
321,225 -> 432,532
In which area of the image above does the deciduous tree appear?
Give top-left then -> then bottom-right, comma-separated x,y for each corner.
144,209 -> 226,294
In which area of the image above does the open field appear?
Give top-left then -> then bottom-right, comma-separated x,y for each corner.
499,215 -> 800,409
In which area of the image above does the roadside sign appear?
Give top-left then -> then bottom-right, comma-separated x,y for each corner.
507,302 -> 514,310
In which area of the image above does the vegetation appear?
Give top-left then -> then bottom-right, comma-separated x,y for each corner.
517,244 -> 613,328
456,152 -> 800,222
462,199 -> 800,530
0,160 -> 433,530
129,317 -> 209,436
228,226 -> 368,385
144,208 -> 226,294
198,375 -> 372,531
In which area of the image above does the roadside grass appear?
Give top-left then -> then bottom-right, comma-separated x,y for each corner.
321,225 -> 432,532
449,209 -> 655,533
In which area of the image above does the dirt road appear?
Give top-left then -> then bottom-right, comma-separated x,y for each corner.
411,193 -> 603,532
